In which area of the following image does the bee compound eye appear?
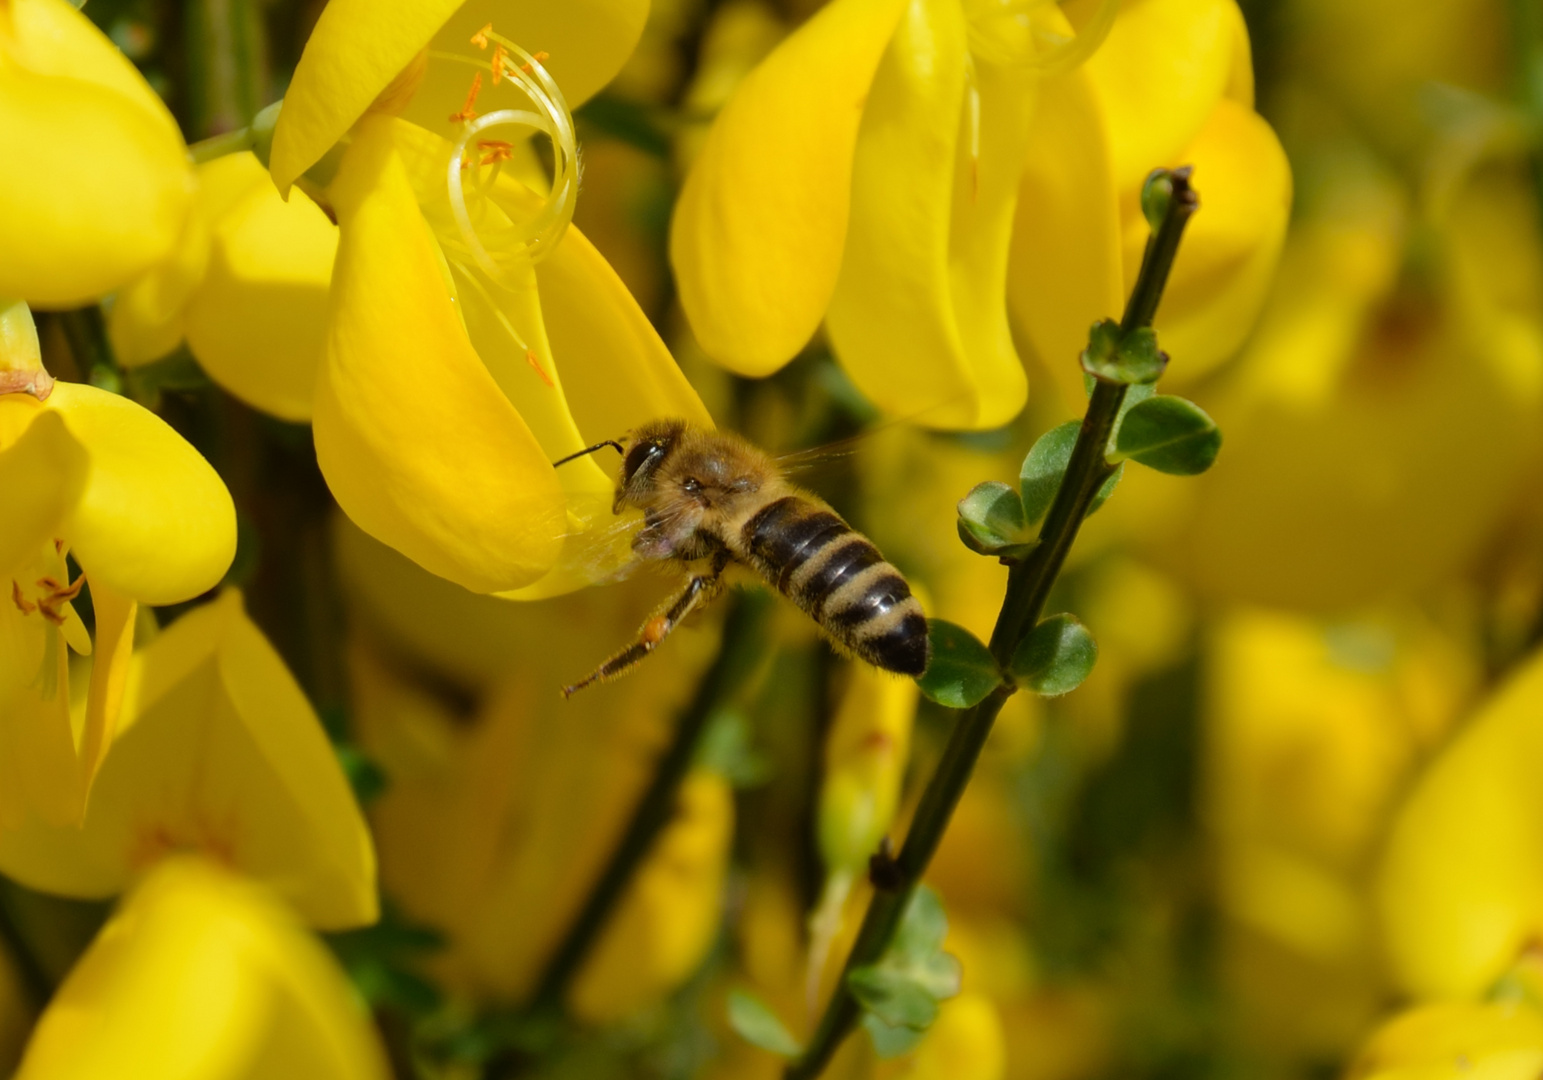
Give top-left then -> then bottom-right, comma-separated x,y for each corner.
621,439 -> 657,484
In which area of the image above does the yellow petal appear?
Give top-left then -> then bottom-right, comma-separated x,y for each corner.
0,404 -> 86,576
269,0 -> 462,193
1008,64 -> 1125,414
1128,99 -> 1291,383
16,857 -> 390,1080
826,0 -> 1033,430
47,382 -> 235,605
670,0 -> 910,374
569,771 -> 734,1024
0,607 -> 78,828
1349,1001 -> 1543,1080
0,15 -> 193,306
1082,0 -> 1245,194
78,578 -> 136,810
314,115 -> 564,593
105,152 -> 274,369
818,662 -> 916,874
1377,647 -> 1543,999
402,0 -> 651,144
184,154 -> 337,422
0,591 -> 379,930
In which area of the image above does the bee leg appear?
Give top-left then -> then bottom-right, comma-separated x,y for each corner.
562,556 -> 727,697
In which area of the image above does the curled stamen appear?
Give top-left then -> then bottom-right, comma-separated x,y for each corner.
470,22 -> 492,50
445,41 -> 578,281
490,44 -> 508,84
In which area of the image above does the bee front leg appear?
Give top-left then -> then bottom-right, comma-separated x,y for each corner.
562,554 -> 728,698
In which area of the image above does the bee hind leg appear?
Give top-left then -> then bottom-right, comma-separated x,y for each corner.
562,556 -> 727,698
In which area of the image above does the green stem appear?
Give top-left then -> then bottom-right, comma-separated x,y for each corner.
189,125 -> 255,163
528,593 -> 770,1013
785,168 -> 1199,1080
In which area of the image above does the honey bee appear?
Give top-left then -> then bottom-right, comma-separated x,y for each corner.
557,419 -> 931,696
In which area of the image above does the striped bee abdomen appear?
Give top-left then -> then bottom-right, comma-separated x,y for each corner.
742,495 -> 931,676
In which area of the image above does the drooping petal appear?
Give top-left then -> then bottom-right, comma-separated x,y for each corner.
826,0 -> 1034,430
0,0 -> 193,306
1126,98 -> 1291,383
15,857 -> 390,1080
670,0 -> 910,374
47,382 -> 235,606
78,578 -> 136,809
403,0 -> 651,144
0,404 -> 86,576
184,154 -> 337,422
0,591 -> 378,930
313,115 -> 564,594
1376,647 -> 1543,1000
1081,0 -> 1246,194
269,0 -> 463,193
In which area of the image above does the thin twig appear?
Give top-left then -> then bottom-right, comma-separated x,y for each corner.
785,170 -> 1199,1080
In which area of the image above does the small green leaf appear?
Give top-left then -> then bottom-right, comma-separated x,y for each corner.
727,989 -> 802,1057
864,1013 -> 926,1059
847,886 -> 963,1031
956,481 -> 1032,557
892,885 -> 949,959
849,964 -> 943,1030
1080,320 -> 1168,384
1020,421 -> 1120,525
1011,614 -> 1097,696
1019,422 -> 1078,525
916,620 -> 1002,708
1111,395 -> 1222,475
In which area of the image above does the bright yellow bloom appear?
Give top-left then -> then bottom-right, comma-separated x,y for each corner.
1010,0 -> 1290,409
672,0 -> 1286,430
0,0 -> 194,306
1347,1000 -> 1543,1080
0,303 -> 234,827
0,589 -> 377,930
1377,645 -> 1543,1000
108,152 -> 338,423
16,856 -> 389,1080
1122,161 -> 1543,611
270,0 -> 649,194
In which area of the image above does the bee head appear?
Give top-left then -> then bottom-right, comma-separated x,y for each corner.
614,418 -> 687,512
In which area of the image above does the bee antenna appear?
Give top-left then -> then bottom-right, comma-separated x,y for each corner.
552,439 -> 625,468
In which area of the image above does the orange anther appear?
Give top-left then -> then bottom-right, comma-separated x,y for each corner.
478,139 -> 513,165
526,348 -> 555,388
490,44 -> 508,84
449,72 -> 482,123
470,22 -> 492,49
520,50 -> 550,75
11,581 -> 34,615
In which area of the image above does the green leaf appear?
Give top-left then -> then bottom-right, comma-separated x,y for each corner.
1011,614 -> 1097,696
1080,320 -> 1168,384
915,620 -> 1002,708
1020,422 -> 1120,527
956,481 -> 1033,558
727,989 -> 802,1057
1111,395 -> 1222,475
847,886 -> 963,1031
864,1013 -> 926,1059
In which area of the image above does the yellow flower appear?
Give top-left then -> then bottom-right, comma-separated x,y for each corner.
1346,1000 -> 1543,1080
671,0 -> 1285,430
1123,159 -> 1543,611
16,856 -> 389,1080
1009,0 -> 1290,410
0,589 -> 377,930
0,302 -> 234,827
0,0 -> 194,306
255,12 -> 711,596
270,0 -> 650,195
345,546 -> 728,1015
107,151 -> 338,423
1377,645 -> 1543,1000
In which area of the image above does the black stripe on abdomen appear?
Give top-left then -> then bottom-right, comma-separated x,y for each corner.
742,496 -> 851,592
